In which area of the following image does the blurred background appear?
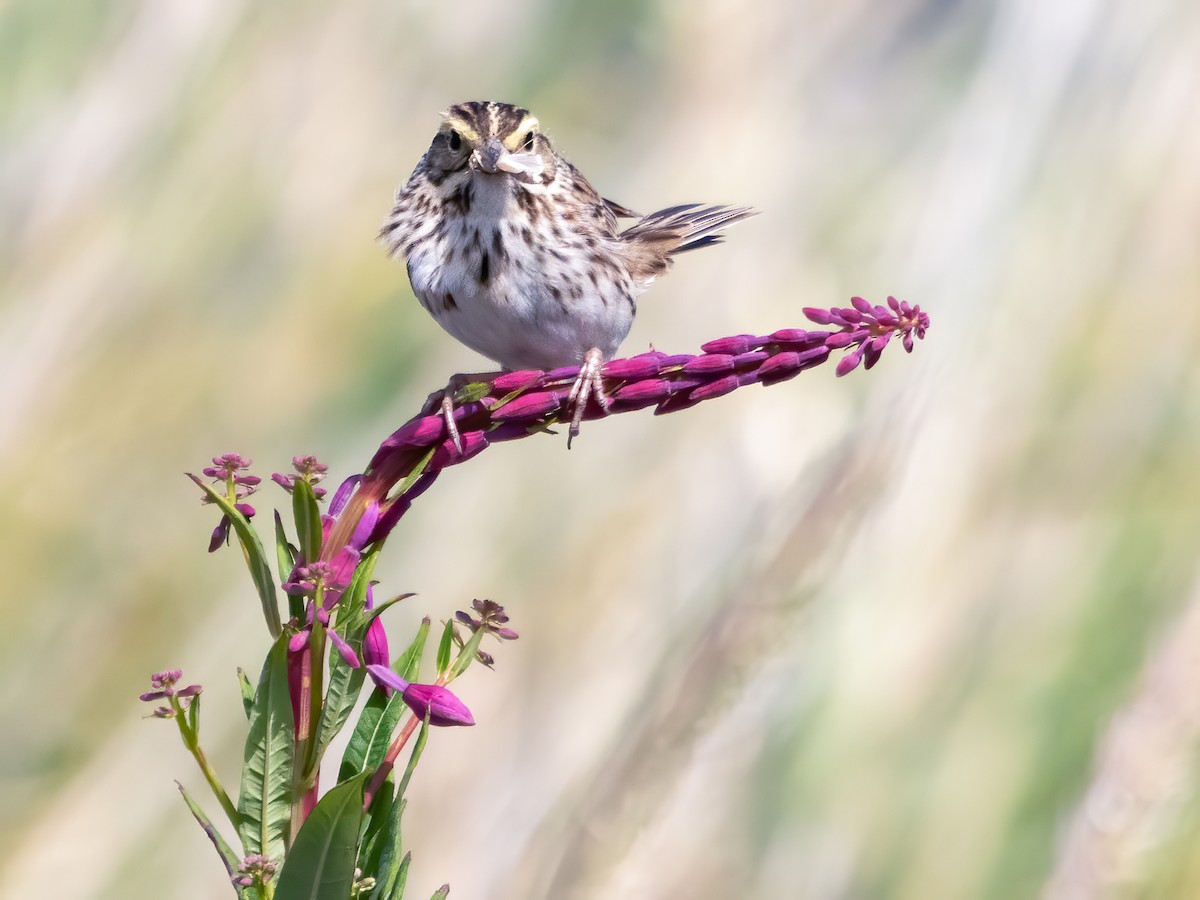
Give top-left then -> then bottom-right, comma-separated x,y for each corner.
2,0 -> 1198,897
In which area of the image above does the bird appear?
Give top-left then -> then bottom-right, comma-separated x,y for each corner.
379,100 -> 755,447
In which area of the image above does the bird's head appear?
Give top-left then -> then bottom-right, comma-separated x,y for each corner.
426,100 -> 552,184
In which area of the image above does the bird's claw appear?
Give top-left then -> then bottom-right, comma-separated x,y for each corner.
566,348 -> 611,449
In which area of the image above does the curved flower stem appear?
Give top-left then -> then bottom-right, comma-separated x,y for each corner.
362,714 -> 421,811
324,300 -> 930,569
172,695 -> 240,831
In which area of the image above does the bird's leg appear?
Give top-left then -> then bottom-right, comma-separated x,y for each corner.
422,370 -> 502,455
566,347 -> 611,449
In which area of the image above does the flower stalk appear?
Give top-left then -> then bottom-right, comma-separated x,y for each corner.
155,297 -> 928,897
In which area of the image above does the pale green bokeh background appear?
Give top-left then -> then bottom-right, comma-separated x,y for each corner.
3,1 -> 1199,898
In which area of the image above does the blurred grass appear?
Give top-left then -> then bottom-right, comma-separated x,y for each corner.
2,0 -> 1199,898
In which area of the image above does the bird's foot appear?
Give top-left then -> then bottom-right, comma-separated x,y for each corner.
565,348 -> 611,449
423,371 -> 501,455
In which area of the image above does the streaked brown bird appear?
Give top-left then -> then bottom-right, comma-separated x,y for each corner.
380,100 -> 755,445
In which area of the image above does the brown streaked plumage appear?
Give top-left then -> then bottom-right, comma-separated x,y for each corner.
380,100 -> 755,445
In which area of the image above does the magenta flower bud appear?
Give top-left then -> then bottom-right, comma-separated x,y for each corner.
802,307 -> 834,325
700,334 -> 758,355
836,347 -> 865,376
656,354 -> 693,369
733,350 -> 769,368
366,665 -> 475,726
545,364 -> 579,381
362,585 -> 390,668
383,415 -> 446,450
769,328 -> 811,344
490,369 -> 544,392
271,472 -> 294,492
688,373 -> 740,402
612,378 -> 671,404
757,351 -> 802,382
492,391 -> 562,421
401,682 -> 475,726
682,354 -> 735,376
208,516 -> 231,552
451,399 -> 494,422
327,628 -> 361,669
601,356 -> 662,379
292,455 -> 328,478
363,620 -> 390,668
824,331 -> 856,349
430,429 -> 488,468
234,502 -> 255,518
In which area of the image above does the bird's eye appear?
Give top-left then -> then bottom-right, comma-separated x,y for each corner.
523,131 -> 535,150
448,130 -> 462,151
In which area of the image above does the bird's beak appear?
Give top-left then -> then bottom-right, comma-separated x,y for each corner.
474,137 -> 507,174
473,137 -> 542,180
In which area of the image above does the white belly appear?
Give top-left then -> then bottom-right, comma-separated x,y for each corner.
403,174 -> 636,371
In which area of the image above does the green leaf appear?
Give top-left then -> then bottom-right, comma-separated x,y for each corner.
238,634 -> 294,862
356,775 -> 394,883
455,379 -> 492,403
313,652 -> 365,778
273,772 -> 369,900
274,510 -> 297,583
177,782 -> 247,896
396,718 -> 429,802
292,477 -> 323,565
340,689 -> 407,782
367,801 -> 409,900
187,692 -> 202,736
435,620 -> 454,677
366,591 -> 417,623
274,511 -> 303,621
340,618 -> 429,782
237,668 -> 255,721
189,473 -> 281,637
394,447 -> 436,497
395,618 -> 431,683
447,626 -> 486,681
429,884 -> 450,900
